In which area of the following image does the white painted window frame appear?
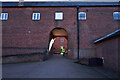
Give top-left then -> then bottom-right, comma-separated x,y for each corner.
55,12 -> 63,20
113,12 -> 120,20
32,13 -> 40,20
79,12 -> 86,20
0,13 -> 8,20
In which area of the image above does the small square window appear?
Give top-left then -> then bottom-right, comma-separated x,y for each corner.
60,38 -> 64,42
55,12 -> 63,20
0,13 -> 8,20
113,12 -> 120,20
32,13 -> 40,20
79,12 -> 86,20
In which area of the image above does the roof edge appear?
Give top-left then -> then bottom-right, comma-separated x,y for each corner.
93,29 -> 120,44
0,2 -> 120,7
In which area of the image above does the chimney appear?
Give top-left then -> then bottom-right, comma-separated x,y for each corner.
18,0 -> 24,6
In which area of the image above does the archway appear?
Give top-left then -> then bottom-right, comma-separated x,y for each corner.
48,28 -> 68,55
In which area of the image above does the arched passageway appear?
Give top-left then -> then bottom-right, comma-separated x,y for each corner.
48,28 -> 68,55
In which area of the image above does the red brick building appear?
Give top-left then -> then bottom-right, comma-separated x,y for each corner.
1,2 -> 120,72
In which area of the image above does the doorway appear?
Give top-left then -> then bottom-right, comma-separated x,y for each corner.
48,28 -> 68,55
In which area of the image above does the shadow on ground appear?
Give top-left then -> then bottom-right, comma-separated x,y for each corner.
2,54 -> 120,78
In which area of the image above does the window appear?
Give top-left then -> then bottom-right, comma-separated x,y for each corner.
60,38 -> 64,42
113,12 -> 120,20
55,12 -> 63,20
32,13 -> 40,20
0,13 -> 8,20
79,12 -> 86,20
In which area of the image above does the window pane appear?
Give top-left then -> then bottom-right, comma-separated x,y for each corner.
113,12 -> 120,20
55,12 -> 63,20
80,14 -> 85,17
119,13 -> 120,19
0,13 -> 8,20
2,13 -> 5,20
1,13 -> 3,20
32,13 -> 40,20
5,13 -> 8,20
79,12 -> 86,20
37,13 -> 40,20
34,13 -> 36,20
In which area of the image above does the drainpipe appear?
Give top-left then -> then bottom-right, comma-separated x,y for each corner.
76,6 -> 80,60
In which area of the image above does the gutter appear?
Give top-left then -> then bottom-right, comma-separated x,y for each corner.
0,2 -> 120,7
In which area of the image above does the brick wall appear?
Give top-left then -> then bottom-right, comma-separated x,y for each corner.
53,37 -> 67,53
78,7 -> 119,58
78,7 -> 119,72
2,7 -> 120,71
2,7 -> 77,58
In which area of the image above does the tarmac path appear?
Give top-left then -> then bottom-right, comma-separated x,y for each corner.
2,54 -> 119,78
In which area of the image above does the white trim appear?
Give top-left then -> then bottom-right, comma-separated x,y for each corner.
113,12 -> 120,20
55,12 -> 63,20
32,13 -> 40,20
79,12 -> 86,20
0,13 -> 8,20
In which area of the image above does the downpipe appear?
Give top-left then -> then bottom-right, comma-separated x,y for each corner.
76,6 -> 80,60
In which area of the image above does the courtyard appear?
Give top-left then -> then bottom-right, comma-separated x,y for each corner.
2,54 -> 120,78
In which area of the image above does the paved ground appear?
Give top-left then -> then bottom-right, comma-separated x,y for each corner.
2,54 -> 120,78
